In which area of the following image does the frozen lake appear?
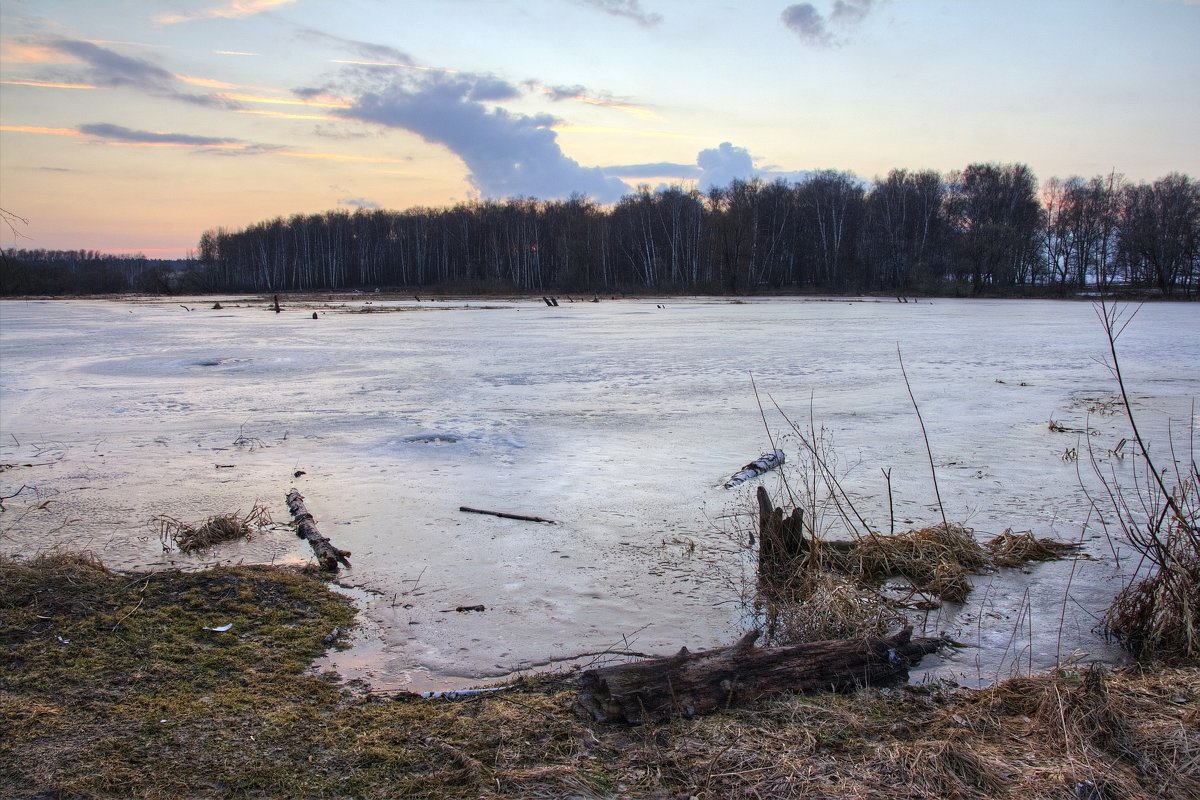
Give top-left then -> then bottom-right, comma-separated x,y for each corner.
1,295 -> 1197,690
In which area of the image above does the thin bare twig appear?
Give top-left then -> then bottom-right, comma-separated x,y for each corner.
897,345 -> 948,531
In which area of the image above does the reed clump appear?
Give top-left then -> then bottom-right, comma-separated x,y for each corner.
985,528 -> 1081,567
156,502 -> 272,554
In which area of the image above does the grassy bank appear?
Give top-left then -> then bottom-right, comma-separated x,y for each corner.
2,553 -> 1196,799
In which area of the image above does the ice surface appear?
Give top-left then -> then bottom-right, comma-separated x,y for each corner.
1,296 -> 1197,690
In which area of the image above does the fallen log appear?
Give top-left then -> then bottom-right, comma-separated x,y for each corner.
574,625 -> 945,724
724,449 -> 785,488
459,506 -> 556,524
285,489 -> 351,571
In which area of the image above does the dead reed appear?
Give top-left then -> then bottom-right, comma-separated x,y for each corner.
1089,301 -> 1199,663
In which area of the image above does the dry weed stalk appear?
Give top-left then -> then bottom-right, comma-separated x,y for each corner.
1089,301 -> 1199,662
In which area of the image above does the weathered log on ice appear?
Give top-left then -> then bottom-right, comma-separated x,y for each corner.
574,625 -> 944,724
285,489 -> 351,571
724,449 -> 785,488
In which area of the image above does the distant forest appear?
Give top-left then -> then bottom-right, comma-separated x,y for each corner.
3,164 -> 1197,297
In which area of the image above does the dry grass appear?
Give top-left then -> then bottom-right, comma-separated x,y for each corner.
1104,555 -> 1200,663
765,572 -> 905,645
752,523 -> 1082,645
850,523 -> 987,604
155,502 -> 272,554
2,552 -> 1196,799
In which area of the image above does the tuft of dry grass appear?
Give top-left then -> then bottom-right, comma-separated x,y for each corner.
764,572 -> 905,645
1104,555 -> 1200,663
986,528 -> 1082,567
850,523 -> 988,604
155,502 -> 271,554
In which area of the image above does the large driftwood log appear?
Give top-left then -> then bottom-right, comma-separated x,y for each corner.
285,489 -> 351,571
575,625 -> 943,724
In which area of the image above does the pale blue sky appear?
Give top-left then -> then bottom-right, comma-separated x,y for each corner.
1,0 -> 1197,256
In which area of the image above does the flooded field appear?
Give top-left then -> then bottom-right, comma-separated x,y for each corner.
1,295 -> 1196,690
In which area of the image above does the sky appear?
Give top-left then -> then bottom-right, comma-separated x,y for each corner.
1,0 -> 1198,258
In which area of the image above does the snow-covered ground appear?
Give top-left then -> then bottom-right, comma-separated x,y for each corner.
2,295 -> 1196,690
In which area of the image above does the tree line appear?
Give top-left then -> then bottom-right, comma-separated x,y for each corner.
3,164 -> 1197,297
0,249 -> 186,296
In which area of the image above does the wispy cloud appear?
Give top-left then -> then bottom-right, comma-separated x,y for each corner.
176,74 -> 240,90
47,38 -> 176,90
217,91 -> 351,108
782,0 -> 879,46
338,197 -> 381,210
529,82 -> 656,119
77,123 -> 244,147
236,108 -> 340,121
156,0 -> 296,25
2,118 -> 407,169
36,38 -> 238,108
0,78 -> 96,89
215,50 -> 259,56
0,125 -> 85,137
298,28 -> 416,67
330,59 -> 454,74
578,0 -> 663,27
4,121 -> 270,154
3,40 -> 78,64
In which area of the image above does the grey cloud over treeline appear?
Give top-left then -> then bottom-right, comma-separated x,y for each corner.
337,70 -> 631,202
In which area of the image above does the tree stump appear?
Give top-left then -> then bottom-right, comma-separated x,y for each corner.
756,486 -> 856,599
757,485 -> 806,597
575,626 -> 943,724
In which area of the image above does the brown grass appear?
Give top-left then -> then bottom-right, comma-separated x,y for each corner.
765,572 -> 905,644
2,552 -> 1197,798
1104,555 -> 1200,663
842,524 -> 989,604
